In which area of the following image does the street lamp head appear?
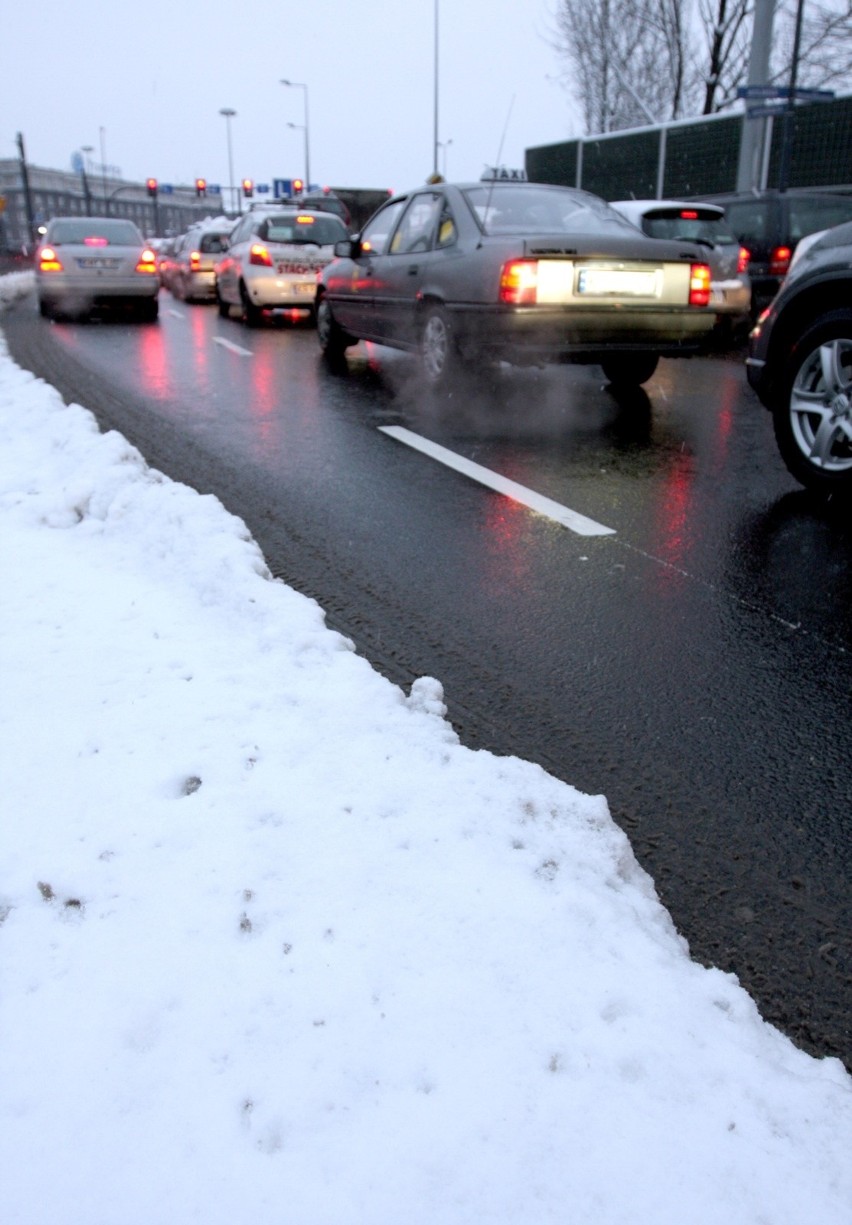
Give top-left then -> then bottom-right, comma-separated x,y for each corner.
219,107 -> 237,118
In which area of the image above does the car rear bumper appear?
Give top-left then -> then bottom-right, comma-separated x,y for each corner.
451,303 -> 715,361
37,274 -> 159,303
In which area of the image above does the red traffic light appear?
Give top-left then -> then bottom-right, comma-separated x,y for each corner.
242,178 -> 254,198
195,178 -> 207,198
292,178 -> 304,195
146,177 -> 158,198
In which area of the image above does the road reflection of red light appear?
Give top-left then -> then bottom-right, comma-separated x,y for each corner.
654,451 -> 695,580
481,494 -> 534,595
137,317 -> 172,399
248,346 -> 280,446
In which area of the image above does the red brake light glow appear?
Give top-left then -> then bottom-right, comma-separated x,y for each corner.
737,246 -> 750,275
83,236 -> 109,247
679,210 -> 699,220
769,245 -> 792,276
135,248 -> 158,275
689,263 -> 712,307
249,243 -> 273,267
499,259 -> 538,305
38,247 -> 63,273
189,250 -> 202,270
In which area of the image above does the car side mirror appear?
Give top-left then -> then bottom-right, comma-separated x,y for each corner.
334,238 -> 359,258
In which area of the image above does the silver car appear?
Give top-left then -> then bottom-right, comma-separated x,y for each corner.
214,207 -> 348,326
35,216 -> 160,321
610,199 -> 752,338
170,224 -> 233,302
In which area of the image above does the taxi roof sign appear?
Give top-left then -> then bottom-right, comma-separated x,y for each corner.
480,166 -> 528,182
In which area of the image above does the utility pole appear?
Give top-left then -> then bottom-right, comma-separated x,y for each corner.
777,0 -> 805,192
736,0 -> 775,192
16,132 -> 36,248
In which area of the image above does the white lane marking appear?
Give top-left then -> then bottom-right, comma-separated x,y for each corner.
379,425 -> 616,537
212,336 -> 253,357
166,308 -> 185,318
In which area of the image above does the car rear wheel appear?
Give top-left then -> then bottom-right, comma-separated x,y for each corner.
420,306 -> 462,387
599,353 -> 659,387
215,285 -> 231,318
240,283 -> 263,327
316,295 -> 354,359
137,298 -> 159,323
773,310 -> 852,492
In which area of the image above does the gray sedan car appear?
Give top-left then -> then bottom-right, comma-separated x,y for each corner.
316,180 -> 717,388
36,216 -> 160,321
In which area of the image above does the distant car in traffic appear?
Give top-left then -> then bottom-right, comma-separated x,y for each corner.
609,199 -> 751,340
170,224 -> 232,302
701,190 -> 852,314
747,219 -> 852,491
316,179 -> 716,387
214,207 -> 348,326
35,216 -> 160,321
296,191 -> 351,229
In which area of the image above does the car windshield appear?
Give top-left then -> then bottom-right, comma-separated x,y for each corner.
49,220 -> 142,246
464,185 -> 637,236
257,214 -> 345,245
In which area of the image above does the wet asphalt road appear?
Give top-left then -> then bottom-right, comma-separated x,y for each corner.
3,290 -> 851,1069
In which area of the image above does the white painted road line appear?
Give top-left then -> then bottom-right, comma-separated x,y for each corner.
212,337 -> 253,357
378,425 -> 616,537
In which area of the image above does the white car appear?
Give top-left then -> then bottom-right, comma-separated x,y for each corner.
609,199 -> 752,338
214,207 -> 348,326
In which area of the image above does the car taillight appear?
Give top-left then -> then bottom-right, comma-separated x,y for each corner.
135,248 -> 158,274
737,246 -> 750,275
499,259 -> 538,305
249,244 -> 273,267
689,263 -> 712,307
38,247 -> 63,273
769,245 -> 792,276
190,250 -> 201,270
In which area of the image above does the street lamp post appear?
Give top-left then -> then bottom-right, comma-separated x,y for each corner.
438,137 -> 453,178
219,107 -> 237,214
80,145 -> 94,215
286,123 -> 308,192
99,126 -> 109,214
281,79 -> 310,190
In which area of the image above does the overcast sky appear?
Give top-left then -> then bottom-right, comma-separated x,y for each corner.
3,0 -> 580,196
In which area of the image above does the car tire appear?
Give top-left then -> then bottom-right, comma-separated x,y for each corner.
38,297 -> 53,319
240,282 -> 262,327
600,353 -> 659,387
772,309 -> 852,492
420,305 -> 462,387
138,298 -> 159,323
216,286 -> 231,318
316,295 -> 354,360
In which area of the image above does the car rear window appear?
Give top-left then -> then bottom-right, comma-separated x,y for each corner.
641,212 -> 738,245
788,196 -> 852,241
49,220 -> 143,245
464,185 -> 636,236
258,214 -> 346,245
199,233 -> 229,253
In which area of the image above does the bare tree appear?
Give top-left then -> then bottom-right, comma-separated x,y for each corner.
553,0 -> 852,134
773,0 -> 852,92
553,0 -> 693,132
697,0 -> 753,113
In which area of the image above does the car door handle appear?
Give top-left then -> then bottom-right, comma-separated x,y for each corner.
407,265 -> 419,275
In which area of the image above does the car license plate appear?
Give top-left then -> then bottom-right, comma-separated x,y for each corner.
78,257 -> 120,269
291,282 -> 316,294
577,268 -> 659,297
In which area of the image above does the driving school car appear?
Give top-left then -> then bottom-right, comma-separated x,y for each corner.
214,207 -> 349,326
315,180 -> 716,387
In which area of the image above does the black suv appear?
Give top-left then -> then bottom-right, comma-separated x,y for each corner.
703,190 -> 852,313
746,219 -> 852,492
